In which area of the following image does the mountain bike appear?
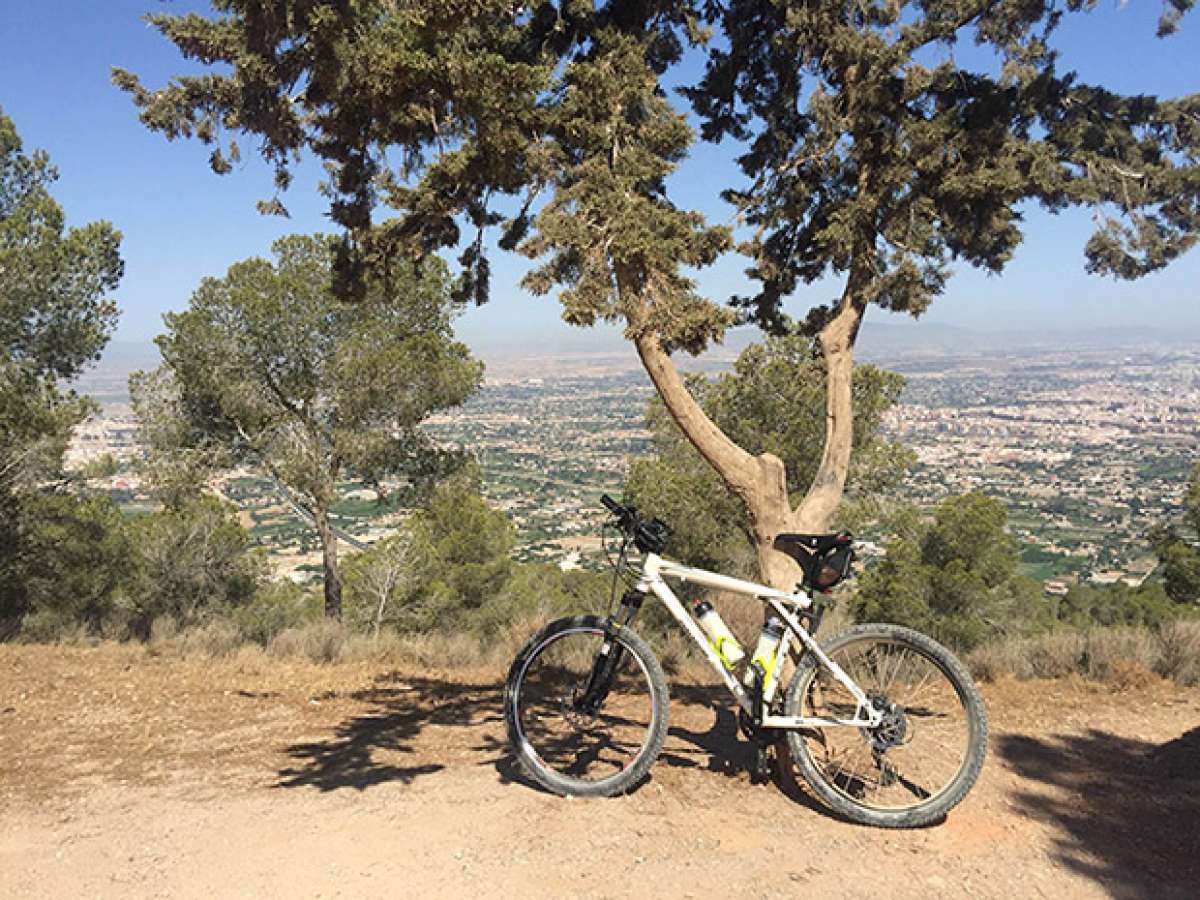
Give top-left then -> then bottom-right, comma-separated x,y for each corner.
504,496 -> 988,828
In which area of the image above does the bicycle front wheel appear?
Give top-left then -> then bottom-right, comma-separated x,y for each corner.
784,624 -> 987,828
504,615 -> 669,797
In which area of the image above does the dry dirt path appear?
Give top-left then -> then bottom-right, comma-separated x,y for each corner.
1,645 -> 1197,899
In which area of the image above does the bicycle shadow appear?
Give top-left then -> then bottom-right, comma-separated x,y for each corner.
997,726 -> 1200,897
276,673 -> 503,792
658,686 -> 751,777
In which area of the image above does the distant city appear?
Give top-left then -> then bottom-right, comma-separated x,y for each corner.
68,326 -> 1199,592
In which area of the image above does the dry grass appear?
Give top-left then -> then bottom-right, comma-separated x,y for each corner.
969,620 -> 1200,688
22,604 -> 1200,694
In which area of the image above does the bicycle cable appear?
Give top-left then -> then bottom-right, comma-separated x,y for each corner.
601,518 -> 640,615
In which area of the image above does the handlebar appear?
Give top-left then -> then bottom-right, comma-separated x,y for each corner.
599,494 -> 669,554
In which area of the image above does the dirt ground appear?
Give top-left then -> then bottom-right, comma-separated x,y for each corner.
1,644 -> 1198,899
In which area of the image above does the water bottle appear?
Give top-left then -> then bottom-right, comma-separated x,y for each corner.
693,600 -> 745,670
744,616 -> 785,693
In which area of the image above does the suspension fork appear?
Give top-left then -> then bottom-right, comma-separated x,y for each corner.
576,589 -> 643,712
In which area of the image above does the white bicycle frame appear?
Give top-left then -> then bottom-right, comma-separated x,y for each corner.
636,554 -> 884,730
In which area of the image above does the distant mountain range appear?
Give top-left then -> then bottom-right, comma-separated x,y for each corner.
463,320 -> 1200,363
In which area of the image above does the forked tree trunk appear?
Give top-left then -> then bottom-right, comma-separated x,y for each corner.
632,297 -> 865,593
313,506 -> 343,620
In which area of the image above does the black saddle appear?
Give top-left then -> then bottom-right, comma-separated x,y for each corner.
773,532 -> 848,560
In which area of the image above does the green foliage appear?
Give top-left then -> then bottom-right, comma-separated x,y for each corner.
8,493 -> 130,640
228,580 -> 322,646
857,491 -> 1194,650
120,4 -> 1199,583
1157,540 -> 1200,604
0,108 -> 122,381
0,109 -> 122,498
1149,461 -> 1200,604
0,109 -> 124,639
627,334 -> 912,576
114,3 -> 734,352
853,493 -> 1044,650
124,496 -> 266,635
471,563 -> 609,637
118,5 -> 1198,342
407,470 -> 516,632
342,471 -> 609,636
143,234 -> 481,507
341,529 -> 428,634
692,1 -> 1200,332
1050,581 -> 1184,631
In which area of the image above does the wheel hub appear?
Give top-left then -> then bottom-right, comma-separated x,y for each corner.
862,695 -> 908,752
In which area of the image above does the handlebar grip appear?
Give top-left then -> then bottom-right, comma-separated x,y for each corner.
600,494 -> 622,514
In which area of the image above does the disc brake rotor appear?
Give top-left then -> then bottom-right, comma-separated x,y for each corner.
861,695 -> 909,752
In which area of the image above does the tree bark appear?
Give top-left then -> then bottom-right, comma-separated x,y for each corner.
313,505 -> 343,620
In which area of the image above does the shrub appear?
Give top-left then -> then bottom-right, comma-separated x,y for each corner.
175,619 -> 243,658
12,493 -> 130,638
124,496 -> 264,635
1083,628 -> 1160,681
969,622 -> 1200,687
1155,620 -> 1200,686
229,581 -> 320,645
268,620 -> 348,664
1025,631 -> 1088,679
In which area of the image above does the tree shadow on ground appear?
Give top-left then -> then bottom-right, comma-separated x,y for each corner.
997,726 -> 1200,898
658,684 -> 844,816
276,673 -> 503,791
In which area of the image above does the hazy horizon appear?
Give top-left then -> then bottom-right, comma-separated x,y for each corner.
91,318 -> 1200,386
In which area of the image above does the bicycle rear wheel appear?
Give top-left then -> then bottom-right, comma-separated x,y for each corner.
784,624 -> 987,828
504,615 -> 669,797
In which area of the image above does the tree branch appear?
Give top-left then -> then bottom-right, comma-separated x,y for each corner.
632,330 -> 761,497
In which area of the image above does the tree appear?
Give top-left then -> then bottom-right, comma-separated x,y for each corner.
341,529 -> 423,636
627,333 -> 911,578
1150,461 -> 1200,604
408,469 -> 516,632
0,108 -> 124,636
116,2 -> 1200,591
124,496 -> 266,635
136,235 -> 482,619
11,493 -> 131,640
853,492 -> 1043,650
1052,580 -> 1180,630
0,109 -> 122,384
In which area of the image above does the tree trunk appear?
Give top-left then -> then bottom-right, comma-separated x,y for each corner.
634,331 -> 801,591
313,506 -> 343,620
631,297 -> 865,593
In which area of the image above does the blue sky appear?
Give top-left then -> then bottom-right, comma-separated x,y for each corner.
1,1 -> 1198,352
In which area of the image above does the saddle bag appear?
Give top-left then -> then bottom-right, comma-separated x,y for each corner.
808,537 -> 855,591
773,532 -> 857,592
